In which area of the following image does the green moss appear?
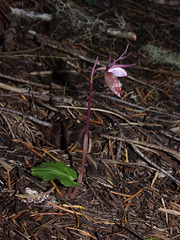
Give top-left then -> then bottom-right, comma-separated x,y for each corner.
142,44 -> 180,69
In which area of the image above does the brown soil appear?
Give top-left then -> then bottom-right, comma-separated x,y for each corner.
0,1 -> 180,239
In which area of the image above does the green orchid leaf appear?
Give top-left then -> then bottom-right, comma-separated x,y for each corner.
146,238 -> 160,240
84,0 -> 96,5
31,161 -> 80,187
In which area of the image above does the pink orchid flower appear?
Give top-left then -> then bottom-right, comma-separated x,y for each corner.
71,45 -> 135,197
95,44 -> 136,97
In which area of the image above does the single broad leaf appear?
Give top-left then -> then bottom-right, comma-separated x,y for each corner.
31,161 -> 80,187
84,0 -> 95,5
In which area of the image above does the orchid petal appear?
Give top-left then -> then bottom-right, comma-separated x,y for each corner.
94,45 -> 135,98
104,72 -> 122,97
108,67 -> 127,77
115,51 -> 131,62
107,44 -> 112,66
94,66 -> 106,73
110,63 -> 136,68
90,57 -> 98,83
108,59 -> 116,68
115,44 -> 129,62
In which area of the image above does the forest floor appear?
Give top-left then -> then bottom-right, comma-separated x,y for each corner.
0,0 -> 180,239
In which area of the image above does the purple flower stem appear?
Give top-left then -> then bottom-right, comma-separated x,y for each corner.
71,57 -> 99,198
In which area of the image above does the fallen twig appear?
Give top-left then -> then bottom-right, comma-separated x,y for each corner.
0,82 -> 23,93
131,143 -> 180,186
101,134 -> 180,161
0,107 -> 52,127
0,72 -> 63,89
10,7 -> 52,21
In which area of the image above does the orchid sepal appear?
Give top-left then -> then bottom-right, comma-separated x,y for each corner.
108,67 -> 127,77
94,44 -> 136,98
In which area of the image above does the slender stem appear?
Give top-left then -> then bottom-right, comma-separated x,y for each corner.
71,57 -> 98,198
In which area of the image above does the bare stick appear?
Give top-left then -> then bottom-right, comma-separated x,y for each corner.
0,72 -> 63,89
107,28 -> 136,41
10,7 -> 52,21
101,134 -> 180,161
0,82 -> 23,93
131,143 -> 180,186
0,107 -> 52,127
